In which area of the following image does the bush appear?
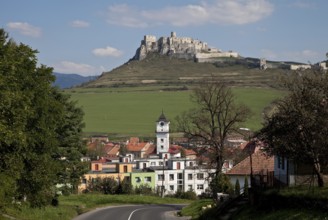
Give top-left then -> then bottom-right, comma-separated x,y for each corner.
135,184 -> 153,195
210,173 -> 234,199
244,176 -> 249,197
235,179 -> 240,196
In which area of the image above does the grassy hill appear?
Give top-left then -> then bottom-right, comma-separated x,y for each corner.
82,53 -> 290,89
70,54 -> 293,136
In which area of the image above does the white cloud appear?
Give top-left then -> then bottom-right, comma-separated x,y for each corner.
7,22 -> 41,37
106,0 -> 274,28
92,46 -> 123,57
70,20 -> 90,28
53,61 -> 101,76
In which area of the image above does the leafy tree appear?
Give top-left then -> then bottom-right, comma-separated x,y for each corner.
235,179 -> 240,196
0,29 -> 86,208
258,70 -> 328,187
176,78 -> 251,188
210,173 -> 233,198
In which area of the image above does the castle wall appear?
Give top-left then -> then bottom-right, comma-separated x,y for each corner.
195,52 -> 239,62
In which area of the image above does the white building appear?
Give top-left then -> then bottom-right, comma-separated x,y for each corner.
132,112 -> 214,196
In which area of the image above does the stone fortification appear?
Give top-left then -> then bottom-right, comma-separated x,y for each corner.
134,32 -> 239,62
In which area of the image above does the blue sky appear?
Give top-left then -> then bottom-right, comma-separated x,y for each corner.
1,0 -> 327,76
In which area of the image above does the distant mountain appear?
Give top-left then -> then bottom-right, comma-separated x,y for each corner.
53,72 -> 97,89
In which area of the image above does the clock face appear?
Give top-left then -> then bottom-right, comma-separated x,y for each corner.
160,121 -> 165,126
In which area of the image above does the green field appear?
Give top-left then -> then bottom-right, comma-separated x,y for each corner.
66,87 -> 285,137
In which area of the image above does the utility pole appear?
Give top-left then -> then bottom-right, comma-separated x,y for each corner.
240,128 -> 253,187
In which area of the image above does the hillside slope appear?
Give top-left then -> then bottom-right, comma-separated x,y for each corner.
82,53 -> 289,89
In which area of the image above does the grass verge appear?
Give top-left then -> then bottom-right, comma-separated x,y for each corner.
179,199 -> 214,219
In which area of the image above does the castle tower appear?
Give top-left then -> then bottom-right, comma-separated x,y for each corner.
171,31 -> 176,38
156,112 -> 170,154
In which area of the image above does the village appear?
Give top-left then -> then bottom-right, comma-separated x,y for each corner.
77,111 -> 290,197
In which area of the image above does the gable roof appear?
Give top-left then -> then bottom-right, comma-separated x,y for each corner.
226,149 -> 274,175
126,142 -> 149,152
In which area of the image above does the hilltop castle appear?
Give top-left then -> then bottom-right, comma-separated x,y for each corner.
134,32 -> 239,62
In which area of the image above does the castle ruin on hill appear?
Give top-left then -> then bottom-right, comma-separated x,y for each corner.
133,31 -> 239,62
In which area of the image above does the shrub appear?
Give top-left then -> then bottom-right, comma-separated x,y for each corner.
210,173 -> 234,199
235,179 -> 240,196
135,184 -> 153,195
244,176 -> 249,197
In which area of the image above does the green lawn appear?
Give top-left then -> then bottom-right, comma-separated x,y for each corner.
66,87 -> 285,136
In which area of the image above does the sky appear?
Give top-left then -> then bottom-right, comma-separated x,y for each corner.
1,0 -> 327,76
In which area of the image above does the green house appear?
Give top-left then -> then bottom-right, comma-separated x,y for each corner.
129,171 -> 155,190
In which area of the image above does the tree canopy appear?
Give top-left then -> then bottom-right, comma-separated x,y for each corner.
0,29 -> 87,208
258,70 -> 328,187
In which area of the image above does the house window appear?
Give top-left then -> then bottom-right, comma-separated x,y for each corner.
278,156 -> 285,170
178,173 -> 183,180
197,173 -> 204,180
169,185 -> 174,191
188,185 -> 193,190
135,177 -> 141,183
145,177 -> 151,182
177,162 -> 181,170
143,163 -> 147,168
189,162 -> 193,167
82,178 -> 87,184
169,174 -> 174,181
188,174 -> 193,180
124,165 -> 128,173
158,174 -> 164,181
95,164 -> 99,171
197,184 -> 204,190
159,161 -> 163,166
161,138 -> 164,143
151,162 -> 156,166
161,145 -> 164,149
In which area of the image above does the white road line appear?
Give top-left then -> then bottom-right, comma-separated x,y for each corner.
127,207 -> 148,220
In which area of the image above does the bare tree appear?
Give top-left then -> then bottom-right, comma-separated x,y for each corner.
176,79 -> 251,177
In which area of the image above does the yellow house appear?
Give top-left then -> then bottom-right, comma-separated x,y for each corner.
78,160 -> 133,193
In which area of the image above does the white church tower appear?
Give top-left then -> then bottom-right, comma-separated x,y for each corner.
156,112 -> 170,154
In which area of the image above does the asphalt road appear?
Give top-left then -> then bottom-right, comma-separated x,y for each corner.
72,204 -> 190,220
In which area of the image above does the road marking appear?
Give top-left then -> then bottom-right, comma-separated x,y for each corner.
127,207 -> 148,220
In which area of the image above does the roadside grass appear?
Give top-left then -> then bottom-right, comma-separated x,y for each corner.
2,194 -> 192,220
231,186 -> 328,220
66,87 -> 284,136
179,199 -> 214,219
233,205 -> 328,220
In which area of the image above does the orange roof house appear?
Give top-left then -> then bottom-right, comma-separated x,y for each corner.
126,137 -> 152,158
226,146 -> 274,189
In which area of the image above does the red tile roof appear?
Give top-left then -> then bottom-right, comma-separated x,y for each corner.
126,142 -> 148,152
226,148 -> 274,175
